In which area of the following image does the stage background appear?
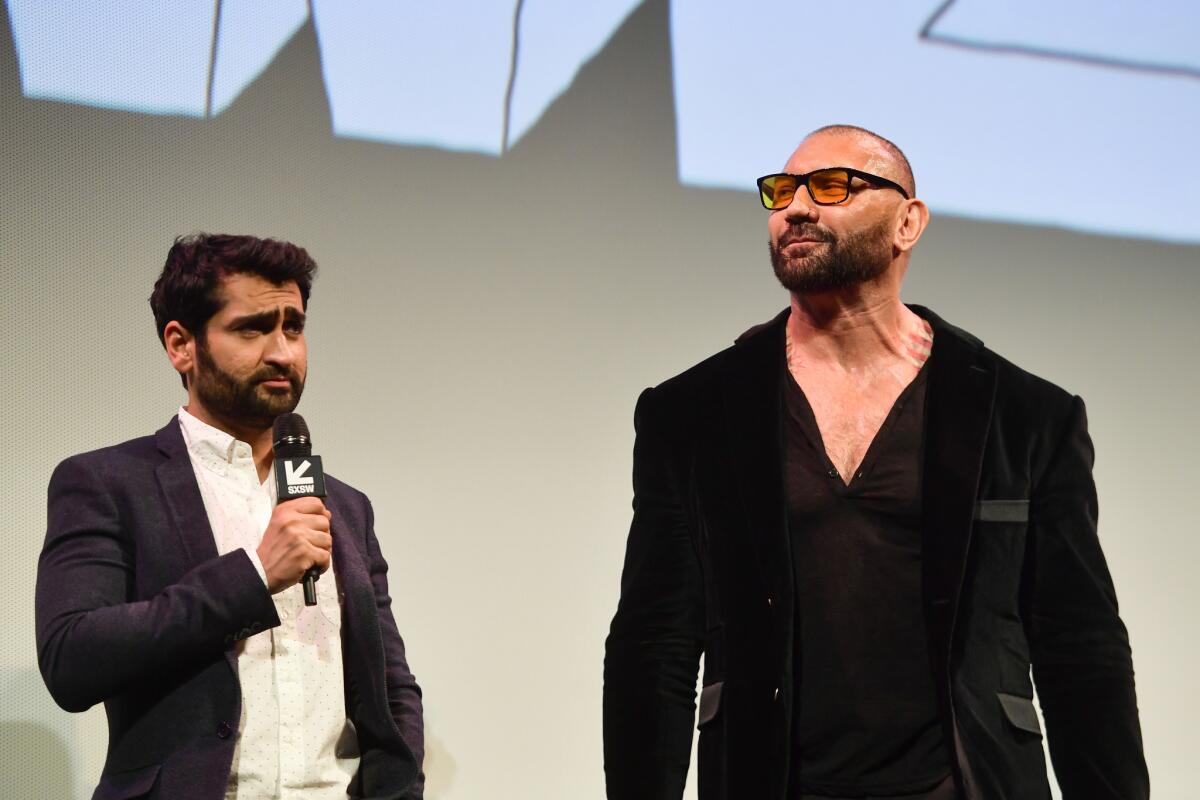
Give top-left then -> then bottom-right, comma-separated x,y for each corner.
3,2 -> 1197,798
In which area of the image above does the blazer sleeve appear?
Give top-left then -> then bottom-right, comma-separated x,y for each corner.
363,496 -> 425,798
36,454 -> 280,713
603,388 -> 706,800
1025,396 -> 1149,799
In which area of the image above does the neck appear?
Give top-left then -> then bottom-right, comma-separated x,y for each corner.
787,286 -> 926,373
184,400 -> 275,480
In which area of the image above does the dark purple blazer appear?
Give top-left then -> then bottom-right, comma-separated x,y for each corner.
36,417 -> 424,800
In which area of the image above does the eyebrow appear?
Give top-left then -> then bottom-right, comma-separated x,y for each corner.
228,307 -> 306,329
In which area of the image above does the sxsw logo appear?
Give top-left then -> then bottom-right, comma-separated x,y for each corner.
275,455 -> 325,498
285,459 -> 314,489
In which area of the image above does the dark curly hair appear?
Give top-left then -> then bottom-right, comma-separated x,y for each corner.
149,233 -> 318,387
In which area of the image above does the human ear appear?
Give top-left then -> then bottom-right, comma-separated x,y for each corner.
163,321 -> 196,378
894,199 -> 930,253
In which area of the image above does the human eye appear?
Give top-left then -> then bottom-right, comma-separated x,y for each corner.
811,172 -> 848,194
283,313 -> 306,335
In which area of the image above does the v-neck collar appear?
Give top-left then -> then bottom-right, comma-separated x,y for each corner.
783,356 -> 931,492
721,302 -> 998,632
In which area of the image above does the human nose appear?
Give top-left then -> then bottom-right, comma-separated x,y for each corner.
782,184 -> 819,223
264,329 -> 298,368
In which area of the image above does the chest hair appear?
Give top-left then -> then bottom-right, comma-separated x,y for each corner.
793,364 -> 918,481
787,317 -> 933,481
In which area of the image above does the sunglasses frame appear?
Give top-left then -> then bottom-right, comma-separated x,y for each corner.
756,167 -> 910,209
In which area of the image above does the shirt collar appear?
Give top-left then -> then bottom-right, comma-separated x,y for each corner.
178,406 -> 257,478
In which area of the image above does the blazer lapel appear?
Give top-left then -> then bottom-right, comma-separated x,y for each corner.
720,309 -> 791,609
154,416 -> 220,567
154,418 -> 238,674
914,306 -> 998,669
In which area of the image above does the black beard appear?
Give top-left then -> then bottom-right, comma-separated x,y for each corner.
193,342 -> 304,429
769,217 -> 893,294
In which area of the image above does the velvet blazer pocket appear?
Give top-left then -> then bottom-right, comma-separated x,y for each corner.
698,681 -> 724,728
974,499 -> 1030,523
997,692 -> 1042,738
93,763 -> 161,799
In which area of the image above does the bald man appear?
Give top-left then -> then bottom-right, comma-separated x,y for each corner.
602,126 -> 1147,800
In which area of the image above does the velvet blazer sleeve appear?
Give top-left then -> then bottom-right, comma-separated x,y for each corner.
603,387 -> 706,800
35,452 -> 280,713
1024,396 -> 1149,799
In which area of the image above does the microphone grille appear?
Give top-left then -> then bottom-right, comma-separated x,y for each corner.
273,413 -> 312,456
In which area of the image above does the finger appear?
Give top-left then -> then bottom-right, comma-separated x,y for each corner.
308,547 -> 333,574
281,496 -> 326,515
305,531 -> 333,551
291,512 -> 331,532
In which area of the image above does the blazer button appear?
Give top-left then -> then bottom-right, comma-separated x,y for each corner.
773,687 -> 780,702
766,595 -> 774,608
217,721 -> 233,739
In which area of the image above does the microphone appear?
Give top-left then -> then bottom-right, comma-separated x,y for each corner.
272,413 -> 327,606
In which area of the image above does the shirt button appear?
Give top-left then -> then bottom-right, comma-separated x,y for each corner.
217,721 -> 233,739
827,468 -> 839,479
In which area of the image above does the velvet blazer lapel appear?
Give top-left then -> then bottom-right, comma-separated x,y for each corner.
912,305 -> 998,672
721,309 -> 791,609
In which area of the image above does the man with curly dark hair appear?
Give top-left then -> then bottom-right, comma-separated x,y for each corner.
37,233 -> 424,800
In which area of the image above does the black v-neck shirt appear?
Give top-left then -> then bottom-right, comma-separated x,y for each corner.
784,361 -> 952,798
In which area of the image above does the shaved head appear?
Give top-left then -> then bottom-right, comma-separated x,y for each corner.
804,124 -> 916,197
768,124 -> 930,296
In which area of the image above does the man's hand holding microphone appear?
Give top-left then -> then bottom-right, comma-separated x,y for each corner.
263,413 -> 330,604
257,496 -> 331,594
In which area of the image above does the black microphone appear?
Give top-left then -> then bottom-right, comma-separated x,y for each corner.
272,413 -> 327,606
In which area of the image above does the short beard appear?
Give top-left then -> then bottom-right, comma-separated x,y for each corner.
193,341 -> 304,430
769,217 -> 893,294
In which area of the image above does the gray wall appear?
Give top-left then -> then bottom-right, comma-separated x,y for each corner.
3,2 -> 1196,797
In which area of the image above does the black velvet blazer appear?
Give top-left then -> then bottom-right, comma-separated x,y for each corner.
36,418 -> 424,800
603,306 -> 1147,800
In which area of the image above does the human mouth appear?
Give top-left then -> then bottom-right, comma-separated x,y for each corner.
782,237 -> 823,251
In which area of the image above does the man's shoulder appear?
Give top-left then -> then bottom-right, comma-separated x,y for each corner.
324,473 -> 369,506
52,423 -> 174,480
322,473 -> 375,532
919,306 -> 1079,420
984,346 -> 1074,402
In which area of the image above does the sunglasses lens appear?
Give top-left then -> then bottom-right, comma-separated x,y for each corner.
761,175 -> 796,209
809,169 -> 850,203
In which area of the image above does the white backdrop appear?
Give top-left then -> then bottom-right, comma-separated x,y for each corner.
2,2 -> 1197,798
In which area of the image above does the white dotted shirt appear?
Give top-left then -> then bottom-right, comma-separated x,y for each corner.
178,409 -> 361,799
